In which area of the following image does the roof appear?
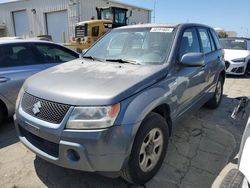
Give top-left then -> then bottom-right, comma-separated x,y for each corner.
0,0 -> 24,5
108,0 -> 152,11
76,19 -> 113,25
115,23 -> 213,30
0,38 -> 56,45
116,23 -> 179,29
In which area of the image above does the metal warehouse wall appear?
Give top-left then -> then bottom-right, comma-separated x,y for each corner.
0,0 -> 151,42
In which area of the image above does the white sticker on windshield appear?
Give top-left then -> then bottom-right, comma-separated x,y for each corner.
150,28 -> 174,33
234,40 -> 245,43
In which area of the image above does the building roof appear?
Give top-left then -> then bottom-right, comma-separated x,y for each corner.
0,0 -> 152,11
107,0 -> 152,11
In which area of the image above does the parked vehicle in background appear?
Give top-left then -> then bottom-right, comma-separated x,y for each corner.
220,97 -> 250,188
220,37 -> 250,75
0,39 -> 79,123
15,23 -> 225,184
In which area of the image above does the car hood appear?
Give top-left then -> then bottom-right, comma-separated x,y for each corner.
224,49 -> 250,61
23,59 -> 168,106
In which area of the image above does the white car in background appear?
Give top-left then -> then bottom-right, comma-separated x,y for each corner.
220,38 -> 250,75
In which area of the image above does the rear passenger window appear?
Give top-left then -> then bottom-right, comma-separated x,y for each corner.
179,28 -> 200,58
210,29 -> 222,50
208,31 -> 216,51
0,44 -> 38,68
198,28 -> 213,53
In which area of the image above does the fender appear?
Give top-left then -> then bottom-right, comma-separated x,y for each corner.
116,82 -> 174,136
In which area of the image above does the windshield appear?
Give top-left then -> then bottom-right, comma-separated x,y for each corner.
220,39 -> 247,50
84,27 -> 175,65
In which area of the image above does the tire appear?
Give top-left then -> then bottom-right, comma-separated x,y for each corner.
205,76 -> 223,109
121,112 -> 169,185
220,169 -> 244,188
0,105 -> 4,125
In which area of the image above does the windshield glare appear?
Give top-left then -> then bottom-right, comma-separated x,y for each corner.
84,27 -> 175,65
220,39 -> 247,50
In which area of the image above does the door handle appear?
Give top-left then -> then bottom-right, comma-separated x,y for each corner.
0,77 -> 10,83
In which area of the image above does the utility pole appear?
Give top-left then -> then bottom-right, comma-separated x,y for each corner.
153,0 -> 156,23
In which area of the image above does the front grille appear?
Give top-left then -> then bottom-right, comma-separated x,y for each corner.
75,25 -> 87,38
21,93 -> 70,124
225,61 -> 230,70
19,125 -> 59,157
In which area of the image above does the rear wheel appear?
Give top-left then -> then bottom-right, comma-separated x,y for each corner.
205,76 -> 223,109
0,106 -> 4,124
121,112 -> 169,185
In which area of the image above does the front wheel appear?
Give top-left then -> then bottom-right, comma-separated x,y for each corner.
205,76 -> 223,109
121,112 -> 169,185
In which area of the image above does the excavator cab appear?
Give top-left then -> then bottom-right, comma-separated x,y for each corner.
96,6 -> 128,28
65,6 -> 128,52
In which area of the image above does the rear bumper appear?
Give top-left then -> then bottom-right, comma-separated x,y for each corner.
225,60 -> 247,75
14,107 -> 135,172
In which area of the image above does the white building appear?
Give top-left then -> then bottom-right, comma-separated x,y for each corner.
0,0 -> 151,42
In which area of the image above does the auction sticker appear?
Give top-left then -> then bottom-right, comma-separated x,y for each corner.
150,28 -> 174,33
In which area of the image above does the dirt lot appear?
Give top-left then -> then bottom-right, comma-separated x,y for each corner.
0,75 -> 249,188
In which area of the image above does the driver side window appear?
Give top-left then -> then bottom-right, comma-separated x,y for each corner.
179,28 -> 201,59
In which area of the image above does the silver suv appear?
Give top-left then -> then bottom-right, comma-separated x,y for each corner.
15,23 -> 225,184
0,39 -> 79,123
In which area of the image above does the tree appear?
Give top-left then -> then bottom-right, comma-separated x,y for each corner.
217,31 -> 228,38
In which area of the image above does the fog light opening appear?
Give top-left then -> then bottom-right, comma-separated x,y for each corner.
67,149 -> 80,162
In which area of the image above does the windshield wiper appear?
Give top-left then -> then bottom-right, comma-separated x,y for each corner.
105,58 -> 141,65
82,56 -> 104,62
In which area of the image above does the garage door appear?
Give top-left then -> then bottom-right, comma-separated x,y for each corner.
13,10 -> 29,37
46,11 -> 68,43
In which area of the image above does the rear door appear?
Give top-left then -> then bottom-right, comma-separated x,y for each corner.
0,43 -> 47,105
197,28 -> 221,90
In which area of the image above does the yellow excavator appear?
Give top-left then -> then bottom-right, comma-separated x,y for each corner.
64,6 -> 128,52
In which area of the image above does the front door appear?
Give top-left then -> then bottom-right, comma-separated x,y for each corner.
174,27 -> 207,116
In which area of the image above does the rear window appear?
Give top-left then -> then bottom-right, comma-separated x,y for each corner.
220,39 -> 247,50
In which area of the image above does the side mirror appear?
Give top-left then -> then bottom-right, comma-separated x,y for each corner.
180,52 -> 205,67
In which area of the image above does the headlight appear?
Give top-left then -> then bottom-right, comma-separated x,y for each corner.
232,58 -> 246,63
15,88 -> 24,110
66,103 -> 120,129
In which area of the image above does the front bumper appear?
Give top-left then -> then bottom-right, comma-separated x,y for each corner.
225,60 -> 247,75
14,106 -> 135,172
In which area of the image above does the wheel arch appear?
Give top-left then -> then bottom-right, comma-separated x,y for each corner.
151,103 -> 172,136
0,98 -> 8,118
220,70 -> 226,84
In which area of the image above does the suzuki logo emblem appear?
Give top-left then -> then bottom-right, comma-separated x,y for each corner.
32,101 -> 41,115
